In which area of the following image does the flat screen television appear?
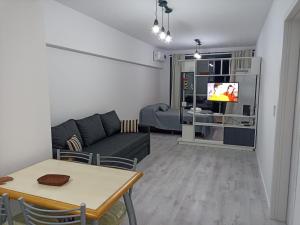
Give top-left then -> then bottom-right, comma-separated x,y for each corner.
207,82 -> 239,103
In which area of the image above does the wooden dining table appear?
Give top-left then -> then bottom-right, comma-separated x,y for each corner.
0,159 -> 143,225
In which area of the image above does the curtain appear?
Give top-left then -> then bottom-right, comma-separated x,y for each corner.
230,49 -> 253,74
226,49 -> 253,114
171,54 -> 185,109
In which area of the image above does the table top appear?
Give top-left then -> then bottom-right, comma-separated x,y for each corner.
0,159 -> 143,219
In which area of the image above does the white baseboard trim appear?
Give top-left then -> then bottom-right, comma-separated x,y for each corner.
256,152 -> 271,208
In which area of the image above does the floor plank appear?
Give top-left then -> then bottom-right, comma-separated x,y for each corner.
123,133 -> 284,225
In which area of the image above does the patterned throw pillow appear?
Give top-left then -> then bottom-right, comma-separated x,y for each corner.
66,135 -> 82,151
121,120 -> 139,133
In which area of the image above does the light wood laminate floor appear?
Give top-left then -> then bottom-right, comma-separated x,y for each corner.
123,133 -> 284,225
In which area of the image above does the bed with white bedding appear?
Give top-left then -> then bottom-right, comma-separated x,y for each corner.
139,103 -> 213,136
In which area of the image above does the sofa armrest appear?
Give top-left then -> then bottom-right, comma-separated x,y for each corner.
138,125 -> 150,133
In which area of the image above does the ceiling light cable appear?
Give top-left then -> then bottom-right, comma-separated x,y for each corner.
159,6 -> 166,40
165,12 -> 172,43
152,0 -> 160,34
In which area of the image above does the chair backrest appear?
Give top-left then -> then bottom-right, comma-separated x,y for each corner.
96,155 -> 137,171
18,198 -> 86,225
57,149 -> 93,165
96,155 -> 137,196
0,194 -> 13,225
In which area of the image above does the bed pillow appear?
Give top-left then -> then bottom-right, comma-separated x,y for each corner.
159,104 -> 169,112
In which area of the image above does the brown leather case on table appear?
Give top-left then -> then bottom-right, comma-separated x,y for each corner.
0,176 -> 14,185
37,174 -> 70,186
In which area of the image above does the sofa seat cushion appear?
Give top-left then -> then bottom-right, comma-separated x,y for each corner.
84,133 -> 148,158
76,114 -> 107,146
100,111 -> 121,136
51,119 -> 83,149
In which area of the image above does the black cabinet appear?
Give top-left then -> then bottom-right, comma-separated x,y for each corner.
223,127 -> 255,147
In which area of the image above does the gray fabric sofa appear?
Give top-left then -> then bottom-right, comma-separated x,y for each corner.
51,111 -> 150,164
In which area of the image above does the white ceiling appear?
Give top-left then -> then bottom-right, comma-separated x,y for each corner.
55,0 -> 273,50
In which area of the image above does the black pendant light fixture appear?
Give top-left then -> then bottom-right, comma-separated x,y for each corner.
152,0 -> 160,34
194,39 -> 202,59
165,7 -> 172,43
152,0 -> 173,44
159,5 -> 166,40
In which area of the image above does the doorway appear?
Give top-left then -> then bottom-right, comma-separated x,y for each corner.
271,4 -> 300,224
287,45 -> 300,225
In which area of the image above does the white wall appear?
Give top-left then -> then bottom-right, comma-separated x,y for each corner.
0,0 -> 52,175
47,47 -> 160,125
255,0 -> 296,205
43,0 -> 162,125
43,0 -> 162,69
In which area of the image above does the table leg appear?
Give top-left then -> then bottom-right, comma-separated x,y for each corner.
123,192 -> 137,225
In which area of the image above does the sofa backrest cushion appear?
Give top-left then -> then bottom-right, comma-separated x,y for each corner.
100,110 -> 121,136
51,119 -> 83,149
76,114 -> 107,146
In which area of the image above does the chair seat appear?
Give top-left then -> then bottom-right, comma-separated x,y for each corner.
88,201 -> 126,225
12,212 -> 60,225
12,213 -> 29,225
12,201 -> 126,225
106,201 -> 126,221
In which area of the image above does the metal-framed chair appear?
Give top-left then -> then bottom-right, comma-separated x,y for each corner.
96,155 -> 137,171
18,197 -> 86,225
96,155 -> 137,196
96,155 -> 138,225
0,194 -> 13,225
57,149 -> 93,165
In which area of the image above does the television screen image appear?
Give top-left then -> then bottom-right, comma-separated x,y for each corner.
207,82 -> 239,102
